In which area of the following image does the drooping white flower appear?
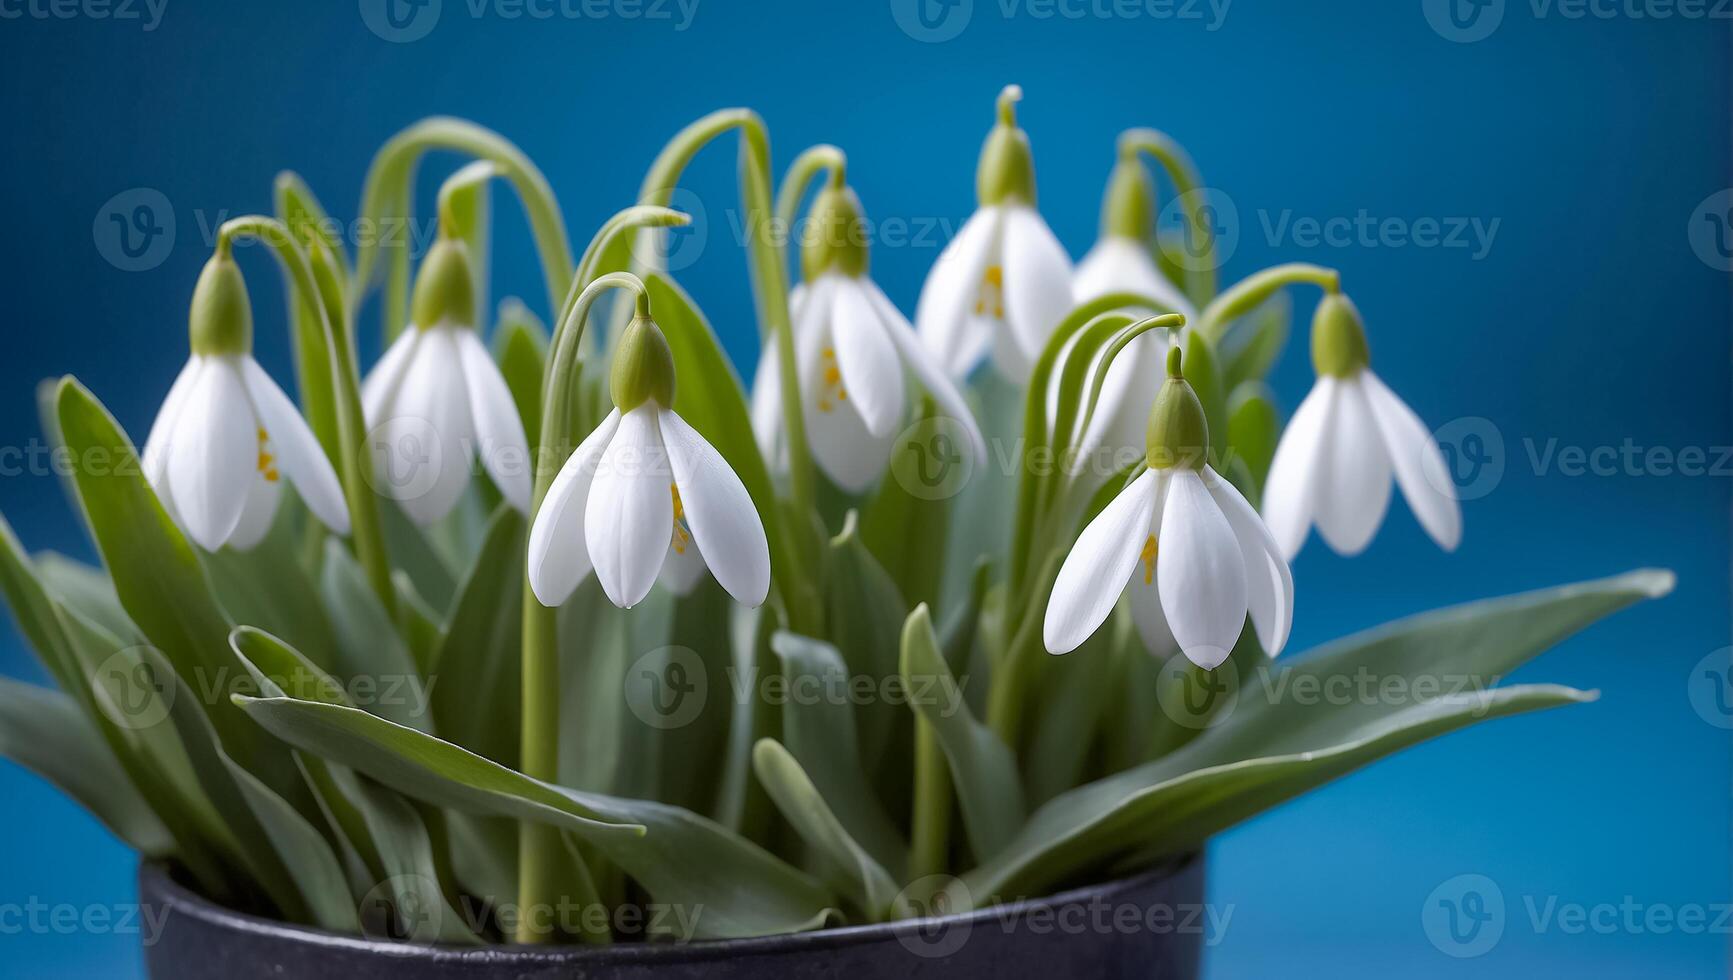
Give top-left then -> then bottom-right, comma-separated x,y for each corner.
915,86 -> 1074,383
1044,349 -> 1292,669
144,253 -> 350,553
361,238 -> 532,526
749,181 -> 986,493
1261,294 -> 1460,559
528,315 -> 770,609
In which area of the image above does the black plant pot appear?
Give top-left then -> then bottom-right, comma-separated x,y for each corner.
139,853 -> 1207,979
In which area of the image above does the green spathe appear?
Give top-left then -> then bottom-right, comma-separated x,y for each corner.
611,315 -> 676,411
409,237 -> 478,329
1146,346 -> 1210,471
801,183 -> 870,281
976,85 -> 1037,207
1311,292 -> 1370,378
1100,152 -> 1155,242
188,252 -> 253,356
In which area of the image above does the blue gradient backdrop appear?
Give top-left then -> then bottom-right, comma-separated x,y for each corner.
0,1 -> 1727,976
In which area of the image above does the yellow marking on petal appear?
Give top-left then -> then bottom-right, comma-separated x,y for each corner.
1140,535 -> 1158,586
256,428 -> 280,483
818,347 -> 846,414
974,265 -> 1005,318
670,483 -> 691,555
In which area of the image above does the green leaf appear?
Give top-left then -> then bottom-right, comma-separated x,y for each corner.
201,527 -> 341,672
899,606 -> 1024,862
393,572 -> 444,677
822,512 -> 908,776
491,298 -> 548,448
960,570 -> 1671,901
232,694 -> 838,939
428,506 -> 524,768
221,751 -> 360,933
769,632 -> 907,876
329,769 -> 482,944
319,539 -> 431,733
752,740 -> 905,922
34,551 -> 136,641
1220,291 -> 1290,390
1226,382 -> 1280,498
861,398 -> 952,609
0,677 -> 172,855
378,500 -> 459,613
1022,610 -> 1121,806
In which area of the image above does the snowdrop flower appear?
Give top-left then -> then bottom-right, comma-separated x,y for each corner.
750,178 -> 986,492
1262,293 -> 1461,559
144,251 -> 350,552
1071,149 -> 1202,471
528,313 -> 770,609
916,85 -> 1073,383
361,236 -> 532,526
1045,347 -> 1292,669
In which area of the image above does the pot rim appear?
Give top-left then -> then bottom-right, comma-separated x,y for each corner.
139,852 -> 1204,966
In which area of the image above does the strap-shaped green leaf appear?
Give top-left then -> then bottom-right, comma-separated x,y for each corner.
428,506 -> 524,767
319,539 -> 431,733
823,512 -> 908,775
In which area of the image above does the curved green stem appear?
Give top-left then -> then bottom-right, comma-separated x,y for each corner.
565,206 -> 690,335
215,216 -> 395,617
438,161 -> 499,328
1118,128 -> 1217,302
516,271 -> 649,945
354,118 -> 574,337
1197,262 -> 1340,343
774,144 -> 847,253
628,110 -> 818,631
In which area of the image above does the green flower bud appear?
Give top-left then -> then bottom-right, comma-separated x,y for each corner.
611,315 -> 677,411
188,250 -> 253,357
410,236 -> 477,330
1100,151 -> 1155,242
1310,292 -> 1370,378
800,182 -> 870,281
976,85 -> 1037,207
1146,346 -> 1210,471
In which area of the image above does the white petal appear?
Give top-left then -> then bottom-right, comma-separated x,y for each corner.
1360,371 -> 1462,552
1126,556 -> 1179,660
455,330 -> 532,514
915,208 -> 1001,379
225,468 -> 284,552
1261,377 -> 1336,559
1076,328 -> 1168,475
584,405 -> 672,609
166,359 -> 258,552
1157,470 -> 1248,670
660,409 -> 771,607
861,280 -> 987,467
1204,467 -> 1293,657
526,410 -> 620,607
238,356 -> 350,536
1043,469 -> 1163,654
807,384 -> 896,493
749,343 -> 784,465
374,328 -> 475,526
829,277 -> 905,438
143,357 -> 205,526
658,532 -> 708,596
361,328 -> 422,426
1000,206 -> 1075,376
1073,237 -> 1197,321
1313,375 -> 1393,556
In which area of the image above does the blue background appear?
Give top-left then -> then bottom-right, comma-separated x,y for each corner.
0,0 -> 1726,975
